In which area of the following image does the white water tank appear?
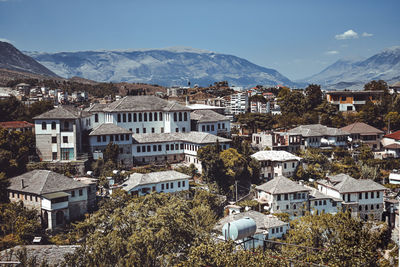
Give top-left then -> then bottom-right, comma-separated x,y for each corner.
222,217 -> 257,241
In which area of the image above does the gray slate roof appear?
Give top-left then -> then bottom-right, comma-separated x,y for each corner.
251,150 -> 302,162
340,122 -> 384,135
132,131 -> 231,144
304,185 -> 343,202
8,170 -> 87,195
33,105 -> 90,120
288,124 -> 349,137
85,103 -> 109,112
317,173 -> 387,193
122,170 -> 190,191
214,210 -> 287,235
256,175 -> 310,194
89,123 -> 132,136
190,109 -> 229,123
103,96 -> 191,112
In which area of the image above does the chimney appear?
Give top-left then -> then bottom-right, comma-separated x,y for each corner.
21,179 -> 25,189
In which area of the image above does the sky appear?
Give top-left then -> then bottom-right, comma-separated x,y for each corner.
0,0 -> 399,80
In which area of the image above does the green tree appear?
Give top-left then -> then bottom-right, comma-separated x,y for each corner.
385,111 -> 400,131
305,84 -> 322,109
103,142 -> 119,164
364,80 -> 388,92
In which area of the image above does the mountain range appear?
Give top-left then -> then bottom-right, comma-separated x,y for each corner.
300,46 -> 400,89
25,47 -> 296,88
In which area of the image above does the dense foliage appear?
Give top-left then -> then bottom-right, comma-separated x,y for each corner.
0,96 -> 53,122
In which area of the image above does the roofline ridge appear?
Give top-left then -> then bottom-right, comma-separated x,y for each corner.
39,170 -> 51,195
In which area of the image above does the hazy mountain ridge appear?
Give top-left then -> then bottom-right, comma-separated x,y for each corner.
26,47 -> 297,88
0,41 -> 58,77
301,46 -> 400,89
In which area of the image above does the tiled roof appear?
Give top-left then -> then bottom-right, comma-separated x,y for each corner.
33,105 -> 90,120
190,109 -> 229,123
132,131 -> 231,144
122,170 -> 190,191
103,96 -> 191,112
0,121 -> 34,129
214,210 -> 287,234
251,150 -> 302,162
289,124 -> 349,137
340,122 -> 384,135
384,130 -> 400,141
384,143 -> 400,149
255,175 -> 310,194
8,170 -> 87,195
84,103 -> 109,112
89,123 -> 132,136
317,173 -> 387,193
304,185 -> 342,202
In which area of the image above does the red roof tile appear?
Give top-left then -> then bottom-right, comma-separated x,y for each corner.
0,121 -> 34,129
384,130 -> 400,140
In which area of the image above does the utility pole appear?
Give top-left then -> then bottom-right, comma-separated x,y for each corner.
235,180 -> 238,203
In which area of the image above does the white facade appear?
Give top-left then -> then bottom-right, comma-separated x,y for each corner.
196,120 -> 230,136
229,92 -> 248,115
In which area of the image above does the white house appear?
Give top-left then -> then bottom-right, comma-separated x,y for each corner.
121,170 -> 190,197
317,173 -> 387,220
252,131 -> 302,153
251,150 -> 302,180
255,176 -> 310,219
382,130 -> 400,158
190,109 -> 230,137
214,210 -> 288,249
228,92 -> 248,115
88,123 -> 133,166
288,124 -> 349,149
7,170 -> 95,229
304,185 -> 342,215
33,106 -> 92,162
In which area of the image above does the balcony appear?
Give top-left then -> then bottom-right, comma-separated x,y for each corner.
42,192 -> 69,211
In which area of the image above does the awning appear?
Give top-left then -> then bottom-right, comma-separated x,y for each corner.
42,192 -> 70,200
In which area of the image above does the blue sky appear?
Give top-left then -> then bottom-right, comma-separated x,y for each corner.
1,0 -> 399,80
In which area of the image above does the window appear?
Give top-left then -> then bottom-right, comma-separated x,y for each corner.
110,135 -> 114,141
153,145 -> 157,151
377,191 -> 380,198
42,122 -> 47,130
365,192 -> 368,199
137,146 -> 141,153
136,128 -> 139,134
115,135 -> 119,141
182,181 -> 185,187
180,143 -> 184,149
152,128 -> 155,133
52,152 -> 57,160
95,114 -> 99,123
79,189 -> 83,196
222,123 -> 225,129
174,113 -> 177,121
117,114 -> 121,122
166,183 -> 169,189
144,113 -> 147,122
161,127 -> 164,133
371,204 -> 374,210
143,128 -> 146,133
323,200 -> 326,205
128,113 -> 132,122
182,127 -> 186,132
178,181 -> 181,187
176,128 -> 179,132
154,112 -> 158,121
147,146 -> 151,152
179,112 -> 182,121
218,123 -> 221,129
103,135 -> 106,142
284,163 -> 287,169
171,144 -> 174,150
175,144 -> 179,150
207,125 -> 210,131
161,184 -> 164,190
166,144 -> 169,151
71,190 -> 75,197
139,113 -> 142,122
142,145 -> 146,152
123,113 -> 126,122
202,125 -> 205,132
284,194 -> 288,200
319,200 -> 322,206
347,194 -> 350,202
277,194 -> 281,201
97,136 -> 101,142
134,113 -> 137,122
184,112 -> 188,121
371,192 -> 374,198
121,134 -> 125,141
171,182 -> 174,189
63,136 -> 68,143
158,145 -> 162,151
51,121 -> 56,130
359,193 -> 362,199
52,136 -> 57,143
125,134 -> 129,140
315,201 -> 318,206
272,228 -> 275,234
149,113 -> 152,121
159,112 -> 163,120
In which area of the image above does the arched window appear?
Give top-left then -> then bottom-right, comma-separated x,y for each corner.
117,114 -> 121,122
139,113 -> 142,122
128,113 -> 132,122
94,114 -> 99,123
179,112 -> 182,121
173,112 -> 177,121
149,112 -> 152,121
134,113 -> 137,122
184,112 -> 188,121
42,122 -> 47,130
144,113 -> 147,122
51,121 -> 56,130
154,112 -> 158,121
159,112 -> 163,120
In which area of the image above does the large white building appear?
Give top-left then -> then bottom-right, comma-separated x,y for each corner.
190,109 -> 230,136
317,173 -> 387,220
251,150 -> 302,180
121,170 -> 190,197
228,92 -> 248,115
